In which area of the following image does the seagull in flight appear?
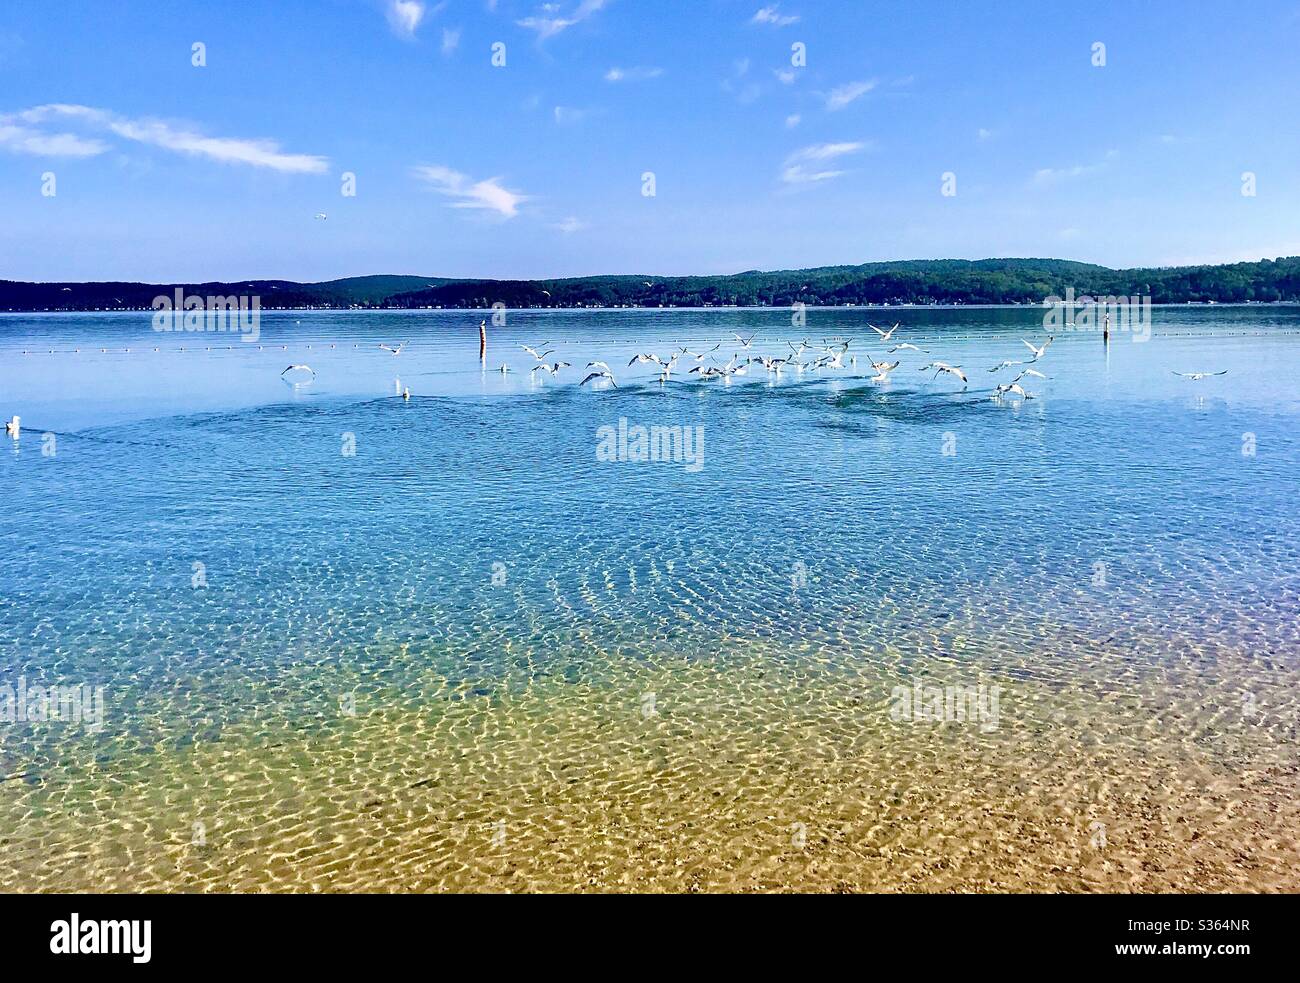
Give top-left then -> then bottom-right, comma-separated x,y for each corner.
581,369 -> 618,388
719,354 -> 747,376
989,359 -> 1026,372
586,361 -> 615,374
628,352 -> 665,368
1173,369 -> 1228,381
520,344 -> 554,361
280,364 -> 315,382
378,341 -> 409,355
1015,368 -> 1051,381
995,382 -> 1035,399
497,364 -> 512,373
813,341 -> 851,369
920,362 -> 968,386
867,358 -> 900,382
733,333 -> 756,349
890,343 -> 928,354
681,343 -> 720,361
871,323 -> 901,342
1022,336 -> 1054,361
531,361 -> 570,378
689,364 -> 730,380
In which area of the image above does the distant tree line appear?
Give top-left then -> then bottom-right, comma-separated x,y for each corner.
5,257 -> 1300,311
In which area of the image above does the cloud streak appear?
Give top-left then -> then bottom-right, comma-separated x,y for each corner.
751,5 -> 799,26
0,104 -> 328,172
604,65 -> 663,82
517,0 -> 608,40
386,1 -> 427,39
1032,150 -> 1117,185
0,123 -> 107,157
411,164 -> 527,217
781,141 -> 866,184
824,79 -> 876,110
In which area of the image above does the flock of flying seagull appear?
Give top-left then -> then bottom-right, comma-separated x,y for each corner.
505,324 -> 1060,399
272,325 -> 1227,397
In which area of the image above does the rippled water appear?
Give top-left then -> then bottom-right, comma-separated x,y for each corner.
1,306 -> 1297,892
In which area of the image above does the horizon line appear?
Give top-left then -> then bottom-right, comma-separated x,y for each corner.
6,253 -> 1300,287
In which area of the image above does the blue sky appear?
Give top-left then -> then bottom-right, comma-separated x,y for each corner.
2,0 -> 1299,282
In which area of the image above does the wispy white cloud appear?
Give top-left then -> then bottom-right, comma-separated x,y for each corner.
781,141 -> 866,184
824,79 -> 876,111
517,0 -> 608,40
722,58 -> 761,103
553,105 -> 588,125
0,123 -> 107,157
774,68 -> 797,85
1,104 -> 328,172
751,5 -> 799,26
1032,150 -> 1116,185
411,164 -> 527,217
386,0 -> 427,39
785,114 -> 801,128
604,65 -> 663,82
554,216 -> 587,233
977,127 -> 993,141
441,27 -> 461,54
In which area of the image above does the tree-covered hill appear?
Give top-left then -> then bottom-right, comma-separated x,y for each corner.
4,257 -> 1299,311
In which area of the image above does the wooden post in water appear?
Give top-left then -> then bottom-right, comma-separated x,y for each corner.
479,319 -> 487,362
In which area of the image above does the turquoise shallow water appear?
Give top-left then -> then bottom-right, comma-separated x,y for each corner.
1,306 -> 1298,890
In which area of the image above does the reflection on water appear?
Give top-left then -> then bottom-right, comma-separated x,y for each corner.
1,307 -> 1298,891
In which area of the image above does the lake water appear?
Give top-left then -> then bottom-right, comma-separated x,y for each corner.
1,305 -> 1297,891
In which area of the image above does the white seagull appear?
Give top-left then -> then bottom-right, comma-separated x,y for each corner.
871,323 -> 901,342
378,341 -> 409,355
5,415 -> 18,438
531,361 -> 571,378
989,359 -> 1026,372
520,344 -> 554,361
733,332 -> 757,349
1022,336 -> 1054,361
580,369 -> 618,388
995,382 -> 1035,399
920,362 -> 968,386
281,364 -> 315,382
890,343 -> 929,354
689,365 -> 729,380
1173,369 -> 1228,381
867,358 -> 900,382
586,361 -> 615,374
681,343 -> 720,361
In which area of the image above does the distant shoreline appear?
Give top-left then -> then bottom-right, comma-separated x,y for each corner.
4,301 -> 1299,316
4,256 -> 1300,311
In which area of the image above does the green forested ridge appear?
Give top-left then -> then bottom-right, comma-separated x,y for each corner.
5,257 -> 1299,311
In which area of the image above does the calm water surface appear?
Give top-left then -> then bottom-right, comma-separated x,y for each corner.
1,306 -> 1297,891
